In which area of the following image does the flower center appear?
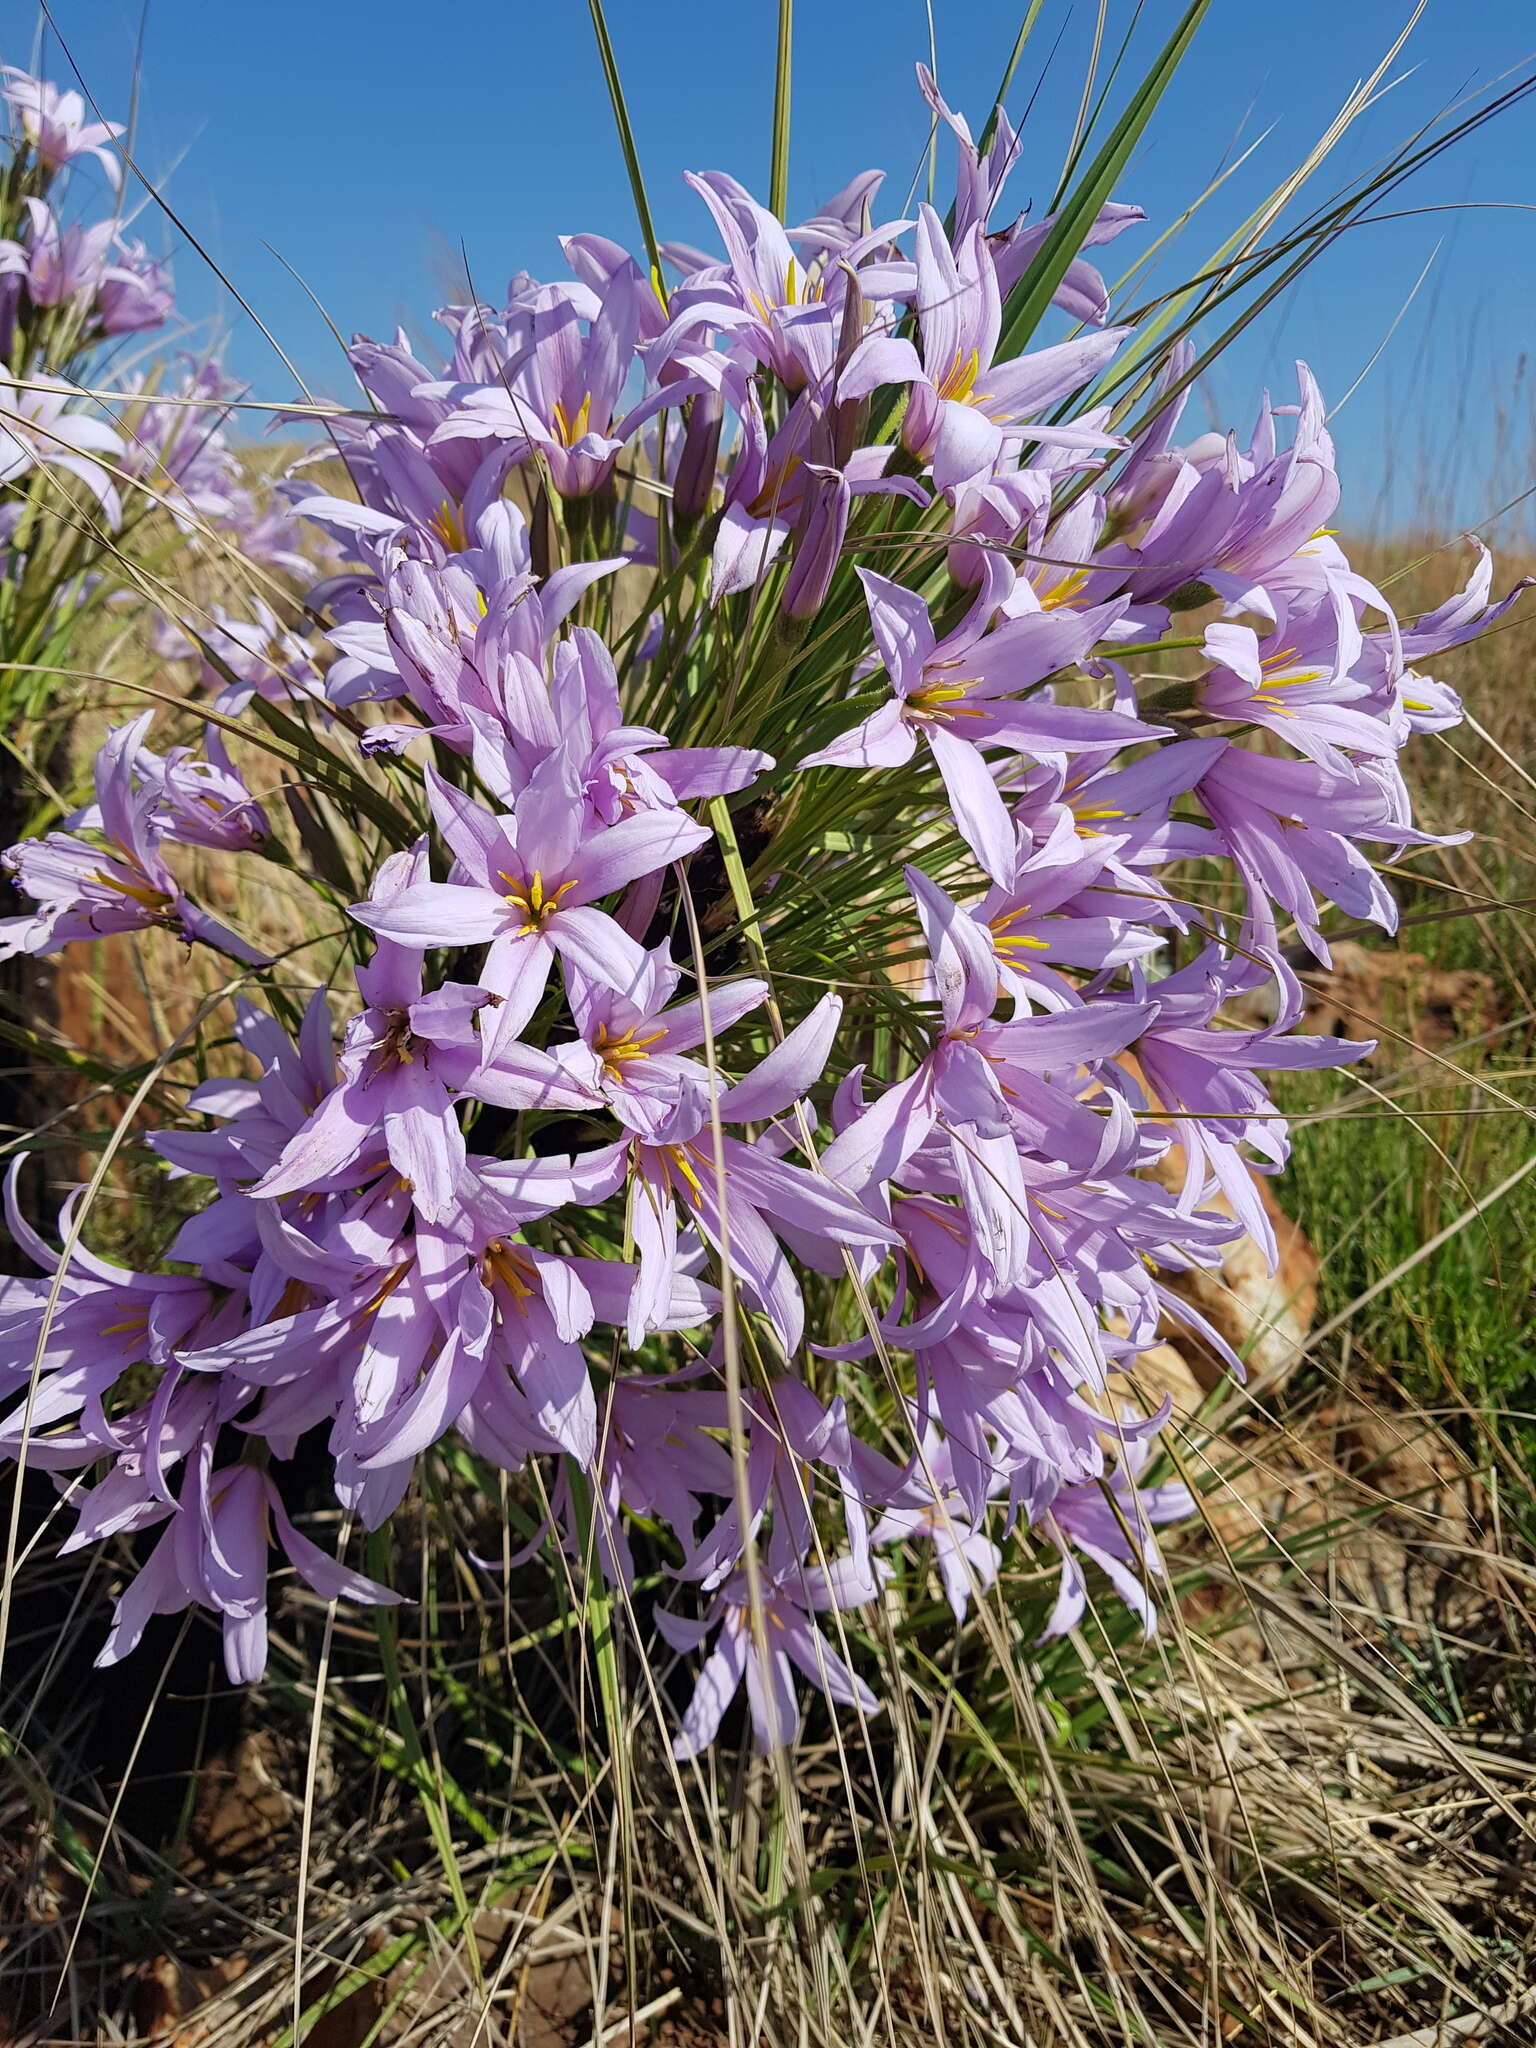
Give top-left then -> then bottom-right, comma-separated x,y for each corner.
592,1023 -> 665,1082
987,909 -> 1052,962
551,393 -> 594,447
428,498 -> 468,551
498,869 -> 577,934
482,1237 -> 538,1307
936,348 -> 981,404
904,679 -> 979,724
89,865 -> 172,913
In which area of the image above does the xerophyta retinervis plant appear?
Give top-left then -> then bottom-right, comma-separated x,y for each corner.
0,1 -> 1530,1787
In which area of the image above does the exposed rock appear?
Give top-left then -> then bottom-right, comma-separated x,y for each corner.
1227,939 -> 1508,1065
1145,1148 -> 1320,1392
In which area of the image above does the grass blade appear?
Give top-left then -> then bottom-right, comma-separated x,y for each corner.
586,0 -> 667,302
770,0 -> 793,221
995,0 -> 1212,362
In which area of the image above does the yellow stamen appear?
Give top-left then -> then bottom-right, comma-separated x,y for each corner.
550,392 -> 594,447
362,1264 -> 410,1316
988,909 -> 1051,961
428,499 -> 468,551
482,1237 -> 538,1305
498,869 -> 579,934
662,1144 -> 704,1199
1255,644 -> 1323,693
905,679 -> 982,722
592,1024 -> 666,1080
88,868 -> 172,913
748,452 -> 803,518
936,348 -> 981,404
1038,567 -> 1089,610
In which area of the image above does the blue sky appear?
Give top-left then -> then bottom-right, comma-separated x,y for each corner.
22,1 -> 1536,537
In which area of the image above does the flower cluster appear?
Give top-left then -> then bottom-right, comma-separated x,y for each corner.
0,66 -> 168,342
0,67 -> 1523,1754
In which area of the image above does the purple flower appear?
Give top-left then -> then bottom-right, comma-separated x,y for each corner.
841,205 -> 1128,491
255,842 -> 493,1221
428,263 -> 693,500
0,713 -> 267,964
96,239 -> 175,335
1197,743 -> 1456,961
803,564 -> 1146,884
0,197 -> 113,308
871,1422 -> 1002,1620
124,724 -> 271,852
1038,1436 -> 1193,1640
821,868 -> 1154,1288
349,751 -> 711,1053
656,1539 -> 885,1756
98,1457 -> 400,1685
1,70 -> 123,184
469,940 -> 768,1143
0,373 -> 125,524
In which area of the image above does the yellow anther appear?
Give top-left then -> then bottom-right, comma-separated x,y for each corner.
551,392 -> 594,447
936,348 -> 981,404
88,868 -> 172,913
482,1237 -> 538,1305
1038,567 -> 1089,610
662,1144 -> 704,1198
593,1024 -> 665,1079
498,870 -> 577,933
428,499 -> 468,551
905,679 -> 981,722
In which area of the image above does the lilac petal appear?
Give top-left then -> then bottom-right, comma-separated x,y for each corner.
930,400 -> 1004,493
424,765 -> 507,875
927,725 -> 1016,887
533,1253 -> 595,1344
716,993 -> 841,1122
479,931 -> 555,1052
181,1306 -> 355,1386
781,1617 -> 879,1714
353,883 -> 505,948
838,333 -> 924,401
356,1324 -> 487,1470
549,905 -> 647,999
986,1000 -> 1157,1069
689,1179 -> 805,1353
253,1079 -> 379,1201
95,1530 -> 182,1667
655,747 -> 774,801
627,1164 -> 681,1347
269,1490 -> 403,1605
467,1042 -> 601,1112
819,1066 -> 936,1191
800,698 -> 917,771
478,1140 -> 629,1212
516,1326 -> 598,1466
907,866 -> 999,1034
382,1063 -> 464,1224
653,1605 -> 713,1654
744,1637 -> 798,1751
652,977 -> 769,1053
725,1143 -> 895,1248
980,325 -> 1128,416
855,568 -> 934,697
565,809 -> 712,905
673,1626 -> 748,1758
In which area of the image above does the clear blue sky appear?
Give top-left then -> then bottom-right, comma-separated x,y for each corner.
23,1 -> 1536,539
